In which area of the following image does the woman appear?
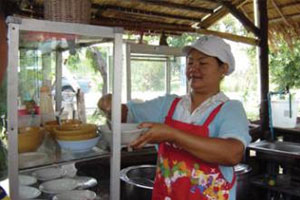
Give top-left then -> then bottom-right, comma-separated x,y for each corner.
98,35 -> 251,200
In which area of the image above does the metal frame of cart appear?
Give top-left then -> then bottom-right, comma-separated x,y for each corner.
6,16 -> 123,200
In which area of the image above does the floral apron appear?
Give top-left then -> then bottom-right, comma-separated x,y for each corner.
152,98 -> 236,200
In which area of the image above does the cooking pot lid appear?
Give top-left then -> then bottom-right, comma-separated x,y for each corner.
120,165 -> 156,190
234,164 -> 252,174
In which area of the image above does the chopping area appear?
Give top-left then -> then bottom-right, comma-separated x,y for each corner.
1,0 -> 300,200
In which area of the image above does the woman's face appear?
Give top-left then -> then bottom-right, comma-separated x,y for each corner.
186,49 -> 228,94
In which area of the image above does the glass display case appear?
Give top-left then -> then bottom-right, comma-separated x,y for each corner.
125,43 -> 186,102
6,17 -> 123,200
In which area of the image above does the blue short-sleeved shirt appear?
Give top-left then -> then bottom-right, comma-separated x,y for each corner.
127,94 -> 251,200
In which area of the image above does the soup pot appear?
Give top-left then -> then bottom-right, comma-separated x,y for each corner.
120,164 -> 252,200
120,165 -> 155,200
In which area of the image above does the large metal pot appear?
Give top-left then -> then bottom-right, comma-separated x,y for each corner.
120,164 -> 252,200
120,165 -> 156,200
234,164 -> 252,200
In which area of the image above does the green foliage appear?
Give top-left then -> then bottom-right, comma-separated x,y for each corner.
269,39 -> 300,90
19,50 -> 43,102
0,141 -> 7,181
0,78 -> 7,141
0,78 -> 6,116
214,15 -> 249,36
66,52 -> 81,71
131,60 -> 165,92
167,33 -> 199,47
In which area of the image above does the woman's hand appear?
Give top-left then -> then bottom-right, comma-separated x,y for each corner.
129,122 -> 176,149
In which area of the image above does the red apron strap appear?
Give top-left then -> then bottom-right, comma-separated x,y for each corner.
202,102 -> 224,127
166,98 -> 181,118
225,168 -> 237,190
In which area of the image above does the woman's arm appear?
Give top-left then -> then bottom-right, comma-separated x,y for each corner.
98,94 -> 177,123
172,129 -> 244,166
130,122 -> 244,166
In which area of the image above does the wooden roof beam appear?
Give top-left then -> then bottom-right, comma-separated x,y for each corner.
91,17 -> 194,32
93,5 -> 203,22
200,0 -> 249,28
194,28 -> 259,46
139,0 -> 214,14
91,17 -> 258,46
215,0 -> 260,37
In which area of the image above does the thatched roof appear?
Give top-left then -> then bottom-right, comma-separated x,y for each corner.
242,0 -> 300,46
5,0 -> 300,45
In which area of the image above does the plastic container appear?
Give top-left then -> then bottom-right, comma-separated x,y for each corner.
271,100 -> 299,128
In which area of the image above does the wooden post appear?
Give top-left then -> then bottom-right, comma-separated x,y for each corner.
255,0 -> 269,137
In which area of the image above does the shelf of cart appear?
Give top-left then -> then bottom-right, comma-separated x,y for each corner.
19,147 -> 110,172
250,174 -> 300,197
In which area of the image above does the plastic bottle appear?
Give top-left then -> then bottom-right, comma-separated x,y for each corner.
40,83 -> 55,124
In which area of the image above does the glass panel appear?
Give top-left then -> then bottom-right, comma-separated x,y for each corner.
130,54 -> 166,101
17,30 -> 112,170
170,56 -> 186,96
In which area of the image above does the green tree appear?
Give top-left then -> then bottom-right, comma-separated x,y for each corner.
269,38 -> 300,91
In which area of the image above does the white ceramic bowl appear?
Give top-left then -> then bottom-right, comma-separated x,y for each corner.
39,178 -> 78,194
32,167 -> 66,181
19,186 -> 41,199
99,123 -> 147,146
57,135 -> 100,153
52,190 -> 96,200
19,174 -> 37,186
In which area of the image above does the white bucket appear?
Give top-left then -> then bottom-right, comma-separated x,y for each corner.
271,100 -> 299,128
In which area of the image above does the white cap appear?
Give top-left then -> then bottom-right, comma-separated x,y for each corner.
182,35 -> 235,75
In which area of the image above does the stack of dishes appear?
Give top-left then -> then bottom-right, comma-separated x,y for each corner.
44,119 -> 82,138
36,174 -> 97,199
19,174 -> 37,186
29,167 -> 98,199
32,167 -> 67,181
54,123 -> 100,152
39,178 -> 79,194
19,174 -> 41,199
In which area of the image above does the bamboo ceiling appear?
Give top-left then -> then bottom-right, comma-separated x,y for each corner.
7,0 -> 300,45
